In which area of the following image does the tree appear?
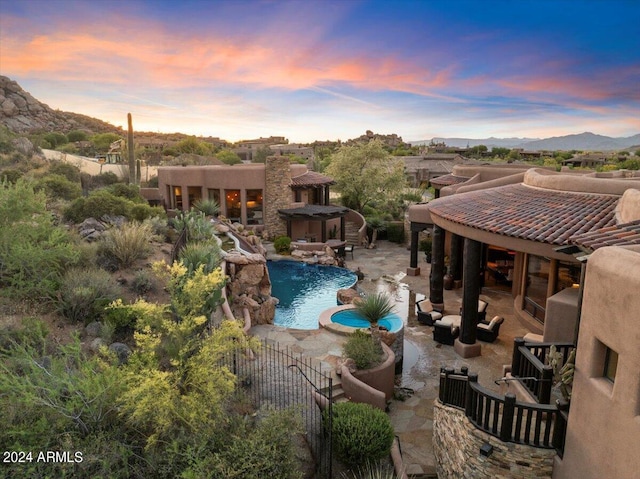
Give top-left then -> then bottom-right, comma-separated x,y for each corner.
67,130 -> 88,142
216,149 -> 242,165
253,145 -> 272,163
491,147 -> 510,158
325,140 -> 407,213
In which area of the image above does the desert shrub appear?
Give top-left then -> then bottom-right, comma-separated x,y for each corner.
67,130 -> 88,142
92,171 -> 119,188
104,299 -> 139,333
98,222 -> 153,269
106,183 -> 146,202
146,175 -> 159,187
43,132 -> 68,148
64,189 -> 132,223
172,210 -> 214,241
48,161 -> 80,183
131,270 -> 154,295
178,241 -> 223,274
200,409 -> 303,479
0,179 -> 79,300
343,329 -> 383,369
56,267 -> 122,324
0,168 -> 22,183
143,215 -> 170,240
274,235 -> 291,254
129,202 -> 158,221
36,173 -> 82,200
327,402 -> 394,468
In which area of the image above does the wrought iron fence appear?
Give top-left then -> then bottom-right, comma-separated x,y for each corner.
218,340 -> 334,478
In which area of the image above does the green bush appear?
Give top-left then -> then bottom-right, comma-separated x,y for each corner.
91,171 -> 119,188
144,215 -> 170,240
98,222 -> 153,269
386,222 -> 404,243
107,183 -> 146,203
67,130 -> 88,142
64,189 -> 133,223
343,329 -> 383,369
0,168 -> 23,183
327,402 -> 394,468
56,267 -> 122,324
105,300 -> 139,332
131,270 -> 154,295
36,173 -> 82,200
48,161 -> 81,182
172,210 -> 214,241
274,236 -> 291,254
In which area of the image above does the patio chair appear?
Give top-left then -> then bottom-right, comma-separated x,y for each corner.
460,299 -> 489,323
476,315 -> 504,343
433,318 -> 459,345
416,299 -> 443,326
344,244 -> 354,259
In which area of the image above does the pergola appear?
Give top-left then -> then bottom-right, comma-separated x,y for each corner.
278,204 -> 350,242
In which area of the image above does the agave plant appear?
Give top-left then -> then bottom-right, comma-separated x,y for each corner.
355,292 -> 394,346
193,198 -> 220,217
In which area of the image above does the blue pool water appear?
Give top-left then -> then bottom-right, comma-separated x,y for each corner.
331,309 -> 403,333
268,260 -> 358,329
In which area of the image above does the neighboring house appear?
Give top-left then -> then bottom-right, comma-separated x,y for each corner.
562,153 -> 609,168
156,156 -> 360,243
407,164 -> 640,478
402,153 -> 470,188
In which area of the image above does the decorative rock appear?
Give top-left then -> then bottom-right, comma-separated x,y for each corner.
109,342 -> 132,364
85,321 -> 102,337
89,337 -> 106,352
337,288 -> 360,304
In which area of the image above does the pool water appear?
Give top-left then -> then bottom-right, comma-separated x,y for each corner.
331,309 -> 403,333
268,260 -> 358,329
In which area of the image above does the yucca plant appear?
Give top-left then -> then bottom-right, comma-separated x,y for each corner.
354,292 -> 394,347
98,221 -> 152,269
193,198 -> 220,217
178,241 -> 223,274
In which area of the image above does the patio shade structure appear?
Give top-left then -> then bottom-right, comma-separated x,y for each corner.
278,204 -> 350,242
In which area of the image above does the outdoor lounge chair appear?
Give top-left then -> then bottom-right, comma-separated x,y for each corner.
476,315 -> 504,343
344,244 -> 354,259
460,299 -> 489,323
416,299 -> 443,326
433,318 -> 459,345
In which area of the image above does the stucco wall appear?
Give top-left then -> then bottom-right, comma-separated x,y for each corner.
553,246 -> 640,479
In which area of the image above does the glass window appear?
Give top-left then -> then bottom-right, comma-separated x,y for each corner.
187,186 -> 202,208
225,189 -> 241,223
208,189 -> 220,205
173,186 -> 183,210
524,255 -> 550,323
246,189 -> 263,225
604,347 -> 618,383
556,261 -> 581,292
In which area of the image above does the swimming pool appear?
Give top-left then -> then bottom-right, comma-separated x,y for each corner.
330,309 -> 403,333
268,260 -> 358,329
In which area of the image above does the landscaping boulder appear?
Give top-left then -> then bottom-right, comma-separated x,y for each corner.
109,342 -> 132,364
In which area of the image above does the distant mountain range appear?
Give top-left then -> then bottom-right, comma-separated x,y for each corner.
412,132 -> 640,152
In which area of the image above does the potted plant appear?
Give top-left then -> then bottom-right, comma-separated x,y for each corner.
419,237 -> 432,263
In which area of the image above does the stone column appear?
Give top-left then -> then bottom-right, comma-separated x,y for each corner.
430,225 -> 445,311
455,237 -> 482,358
340,216 -> 345,241
264,156 -> 291,239
407,227 -> 420,276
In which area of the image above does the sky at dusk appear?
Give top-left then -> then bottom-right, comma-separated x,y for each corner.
1,0 -> 639,143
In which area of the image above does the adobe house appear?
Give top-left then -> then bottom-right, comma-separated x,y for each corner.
156,156 -> 360,243
409,164 -> 640,478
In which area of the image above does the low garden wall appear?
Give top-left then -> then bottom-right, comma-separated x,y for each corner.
433,400 -> 555,479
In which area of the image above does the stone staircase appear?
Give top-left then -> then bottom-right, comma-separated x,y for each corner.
344,220 -> 362,246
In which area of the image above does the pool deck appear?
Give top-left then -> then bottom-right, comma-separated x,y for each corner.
251,240 -> 529,478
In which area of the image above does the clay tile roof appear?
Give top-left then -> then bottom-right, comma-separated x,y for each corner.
290,171 -> 335,187
570,219 -> 640,251
429,174 -> 471,187
278,204 -> 349,219
428,183 -> 620,245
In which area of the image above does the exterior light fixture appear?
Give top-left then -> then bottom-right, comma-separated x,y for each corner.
480,443 -> 493,457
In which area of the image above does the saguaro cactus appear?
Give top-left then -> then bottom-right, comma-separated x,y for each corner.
127,113 -> 135,184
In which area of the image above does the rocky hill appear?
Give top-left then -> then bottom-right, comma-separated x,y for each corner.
0,75 -> 121,135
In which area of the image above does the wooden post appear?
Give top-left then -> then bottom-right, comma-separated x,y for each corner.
465,373 -> 478,418
460,237 -> 481,344
500,393 -> 516,441
430,225 -> 445,308
540,365 -> 554,404
512,338 -> 525,376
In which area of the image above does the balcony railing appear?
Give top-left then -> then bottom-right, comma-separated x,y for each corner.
439,368 -> 567,456
511,338 -> 574,404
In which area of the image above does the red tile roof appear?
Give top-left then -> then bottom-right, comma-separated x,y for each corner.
428,183 -> 619,245
290,171 -> 334,187
570,219 -> 640,251
429,174 -> 471,187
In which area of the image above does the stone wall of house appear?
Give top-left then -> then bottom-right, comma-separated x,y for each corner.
263,155 -> 291,240
433,400 -> 555,479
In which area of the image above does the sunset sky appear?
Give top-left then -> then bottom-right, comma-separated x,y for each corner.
1,0 -> 639,143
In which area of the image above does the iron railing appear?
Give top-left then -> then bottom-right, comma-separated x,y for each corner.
218,341 -> 333,478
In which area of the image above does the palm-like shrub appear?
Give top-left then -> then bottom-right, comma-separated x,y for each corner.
178,241 -> 223,274
354,292 -> 394,329
193,198 -> 220,217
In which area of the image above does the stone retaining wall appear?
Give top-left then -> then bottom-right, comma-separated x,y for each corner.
433,400 -> 555,479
